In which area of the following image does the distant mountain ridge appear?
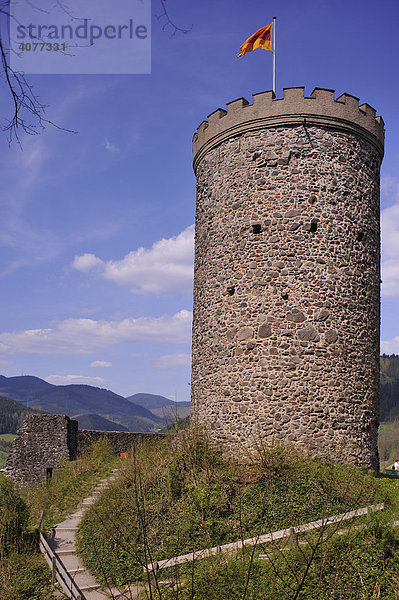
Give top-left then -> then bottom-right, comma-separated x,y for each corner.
1,358 -> 397,434
127,393 -> 191,419
126,393 -> 175,409
72,413 -> 128,432
0,375 -> 52,397
0,375 -> 163,432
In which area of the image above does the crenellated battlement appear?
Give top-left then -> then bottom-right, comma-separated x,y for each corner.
193,87 -> 384,171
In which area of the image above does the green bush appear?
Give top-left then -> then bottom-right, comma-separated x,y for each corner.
0,434 -> 15,468
158,524 -> 399,600
77,430 -> 387,590
379,421 -> 399,469
0,552 -> 57,600
26,437 -> 120,528
0,439 -> 121,600
0,473 -> 29,557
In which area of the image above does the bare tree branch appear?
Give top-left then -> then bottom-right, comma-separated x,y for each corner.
0,0 -> 191,145
0,0 -> 76,146
156,0 -> 192,36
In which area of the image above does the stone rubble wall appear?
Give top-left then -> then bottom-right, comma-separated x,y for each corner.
192,89 -> 383,471
4,414 -> 78,486
3,414 -> 165,486
77,430 -> 165,454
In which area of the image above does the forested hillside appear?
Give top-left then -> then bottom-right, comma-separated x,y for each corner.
0,375 -> 165,432
380,354 -> 399,421
0,396 -> 40,434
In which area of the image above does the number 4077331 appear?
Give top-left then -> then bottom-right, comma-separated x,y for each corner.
18,42 -> 66,52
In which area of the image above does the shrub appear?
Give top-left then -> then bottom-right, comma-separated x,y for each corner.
0,552 -> 57,600
26,437 -> 119,528
77,430 -> 388,592
0,473 -> 29,557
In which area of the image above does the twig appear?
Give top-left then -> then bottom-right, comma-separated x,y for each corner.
156,0 -> 192,36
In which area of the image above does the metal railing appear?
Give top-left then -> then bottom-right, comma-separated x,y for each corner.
38,510 -> 85,600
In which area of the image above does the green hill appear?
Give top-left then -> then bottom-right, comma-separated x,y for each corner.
0,434 -> 16,467
77,430 -> 399,600
380,354 -> 399,421
72,414 -> 128,432
0,396 -> 40,434
126,392 -> 176,409
0,375 -> 164,432
127,393 -> 191,420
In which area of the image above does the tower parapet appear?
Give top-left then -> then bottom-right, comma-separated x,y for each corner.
191,87 -> 384,470
193,87 -> 384,171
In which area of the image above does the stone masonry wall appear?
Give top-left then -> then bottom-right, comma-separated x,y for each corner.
78,430 -> 165,454
192,88 -> 383,470
4,415 -> 165,486
4,414 -> 78,486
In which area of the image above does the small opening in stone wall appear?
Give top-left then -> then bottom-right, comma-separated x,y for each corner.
252,224 -> 262,234
309,220 -> 318,233
227,286 -> 235,296
46,468 -> 53,481
281,290 -> 289,300
357,231 -> 364,242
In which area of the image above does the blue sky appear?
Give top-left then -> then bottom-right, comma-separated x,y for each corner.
0,0 -> 398,400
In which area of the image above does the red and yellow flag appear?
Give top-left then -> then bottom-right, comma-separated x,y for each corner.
238,23 -> 273,57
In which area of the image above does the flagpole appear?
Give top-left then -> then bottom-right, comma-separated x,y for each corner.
272,16 -> 276,94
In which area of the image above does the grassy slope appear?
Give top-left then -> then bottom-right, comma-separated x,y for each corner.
0,433 -> 17,442
174,477 -> 399,600
26,438 -> 121,529
1,439 -> 120,600
77,431 -> 397,596
0,432 -> 16,467
378,420 -> 399,470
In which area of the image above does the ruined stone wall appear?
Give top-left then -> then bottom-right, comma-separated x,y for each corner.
78,430 -> 165,454
3,415 -> 165,486
191,87 -> 384,470
4,414 -> 78,486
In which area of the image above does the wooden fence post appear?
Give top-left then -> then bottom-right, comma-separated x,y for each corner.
38,508 -> 45,532
288,527 -> 295,548
51,555 -> 56,585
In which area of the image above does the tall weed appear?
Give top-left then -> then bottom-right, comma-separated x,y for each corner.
76,429 -> 390,595
26,437 -> 120,528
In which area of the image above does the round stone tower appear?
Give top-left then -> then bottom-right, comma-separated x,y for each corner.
191,87 -> 384,470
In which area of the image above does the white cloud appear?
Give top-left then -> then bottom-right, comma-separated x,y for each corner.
381,175 -> 399,205
381,201 -> 399,297
154,353 -> 191,370
72,225 -> 194,294
104,138 -> 119,153
45,374 -> 106,386
381,337 -> 399,355
0,310 -> 192,355
91,360 -> 112,368
72,253 -> 104,273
